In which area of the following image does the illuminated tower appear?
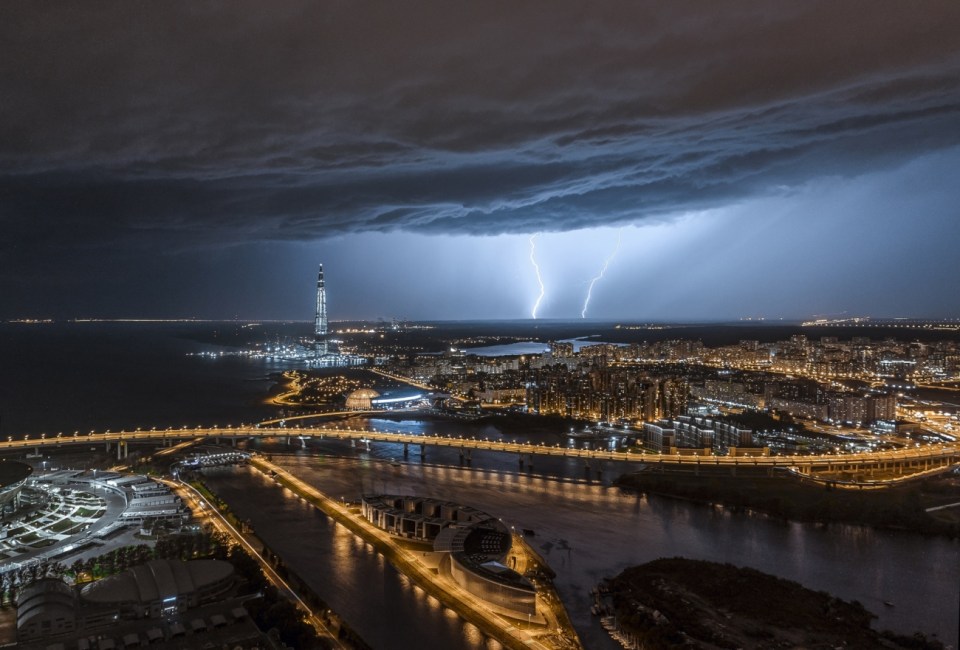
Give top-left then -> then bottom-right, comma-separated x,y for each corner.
314,264 -> 328,356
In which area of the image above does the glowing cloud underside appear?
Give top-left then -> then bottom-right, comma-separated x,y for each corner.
581,229 -> 623,318
529,233 -> 545,319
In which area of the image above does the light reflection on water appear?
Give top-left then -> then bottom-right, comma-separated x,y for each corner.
220,419 -> 960,650
205,465 -> 495,650
235,449 -> 959,650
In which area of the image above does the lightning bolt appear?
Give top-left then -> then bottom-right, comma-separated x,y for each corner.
529,233 -> 545,319
581,229 -> 622,319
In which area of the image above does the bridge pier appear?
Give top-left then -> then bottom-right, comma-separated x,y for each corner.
105,441 -> 111,453
419,444 -> 425,460
403,443 -> 409,458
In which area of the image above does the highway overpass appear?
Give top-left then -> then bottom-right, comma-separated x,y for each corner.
2,425 -> 959,484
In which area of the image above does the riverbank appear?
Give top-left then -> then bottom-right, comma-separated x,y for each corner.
244,455 -> 583,650
615,467 -> 960,537
174,478 -> 366,649
598,558 -> 945,649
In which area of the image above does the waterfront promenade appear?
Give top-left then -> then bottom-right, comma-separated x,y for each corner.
246,455 -> 582,650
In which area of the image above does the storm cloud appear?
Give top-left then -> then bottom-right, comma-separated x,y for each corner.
4,2 -> 960,237
2,2 -> 960,318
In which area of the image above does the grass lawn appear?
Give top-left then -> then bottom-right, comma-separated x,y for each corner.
49,519 -> 79,533
29,539 -> 56,549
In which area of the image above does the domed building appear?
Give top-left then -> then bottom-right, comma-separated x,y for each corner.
17,579 -> 78,640
17,559 -> 239,644
0,460 -> 32,515
345,387 -> 380,410
80,559 -> 234,620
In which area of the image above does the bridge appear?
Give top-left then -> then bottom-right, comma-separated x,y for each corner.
2,425 -> 959,484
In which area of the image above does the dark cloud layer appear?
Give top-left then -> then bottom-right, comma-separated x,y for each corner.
4,3 -> 960,237
2,2 -> 960,317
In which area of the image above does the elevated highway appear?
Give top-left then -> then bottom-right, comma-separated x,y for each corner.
2,425 -> 959,483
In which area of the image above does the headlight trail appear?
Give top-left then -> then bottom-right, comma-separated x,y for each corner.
529,233 -> 545,319
581,228 -> 622,318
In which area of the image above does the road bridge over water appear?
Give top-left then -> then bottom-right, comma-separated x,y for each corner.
3,425 -> 959,484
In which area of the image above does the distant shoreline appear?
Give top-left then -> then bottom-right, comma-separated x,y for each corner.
615,468 -> 960,538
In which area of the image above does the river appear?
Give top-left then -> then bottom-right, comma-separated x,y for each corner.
204,448 -> 959,649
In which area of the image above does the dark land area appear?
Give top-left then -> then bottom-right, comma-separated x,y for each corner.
616,468 -> 960,537
604,557 -> 945,649
176,319 -> 960,353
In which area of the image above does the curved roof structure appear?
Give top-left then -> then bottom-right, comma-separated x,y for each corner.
81,559 -> 232,606
345,387 -> 380,410
0,459 -> 32,489
17,578 -> 77,630
0,460 -> 32,509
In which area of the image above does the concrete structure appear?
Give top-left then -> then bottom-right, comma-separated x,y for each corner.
643,415 -> 755,453
641,421 -> 676,452
691,379 -> 765,409
80,559 -> 234,619
17,579 -> 78,640
95,474 -> 189,525
0,459 -> 32,514
3,426 -> 958,484
18,560 -> 236,643
362,495 -> 536,618
361,494 -> 490,541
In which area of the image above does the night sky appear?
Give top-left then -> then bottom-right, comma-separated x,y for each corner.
3,2 -> 960,321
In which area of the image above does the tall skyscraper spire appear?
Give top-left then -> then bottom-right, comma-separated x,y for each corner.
315,264 -> 328,356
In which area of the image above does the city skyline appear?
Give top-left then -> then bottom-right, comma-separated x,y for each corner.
3,3 -> 960,321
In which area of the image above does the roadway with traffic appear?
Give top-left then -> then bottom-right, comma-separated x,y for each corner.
3,425 -> 959,480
